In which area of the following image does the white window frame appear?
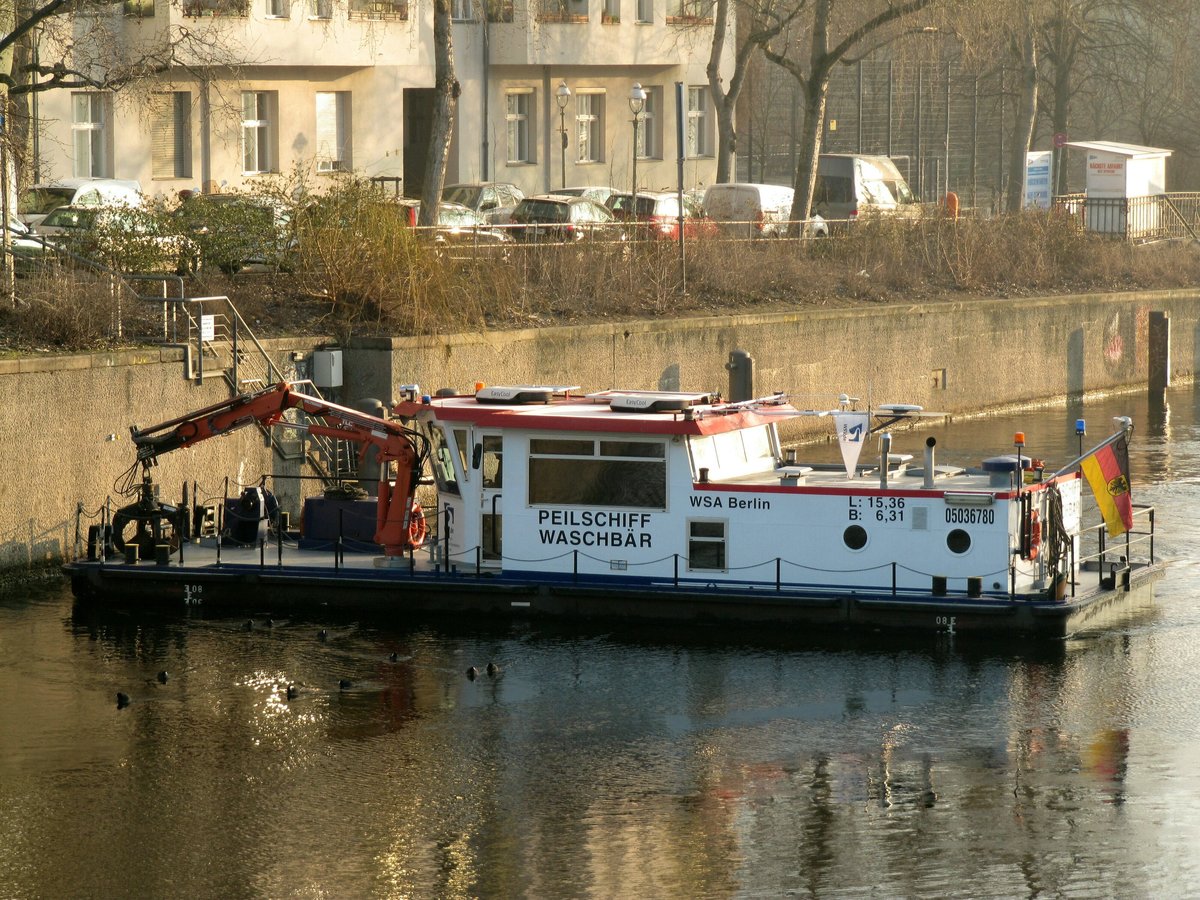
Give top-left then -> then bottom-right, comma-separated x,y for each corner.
602,0 -> 618,20
309,0 -> 331,18
72,93 -> 111,178
687,86 -> 711,158
241,91 -> 276,175
151,91 -> 192,179
315,92 -> 350,173
576,91 -> 604,164
636,0 -> 651,21
266,0 -> 288,16
506,90 -> 534,164
451,0 -> 473,18
637,86 -> 660,159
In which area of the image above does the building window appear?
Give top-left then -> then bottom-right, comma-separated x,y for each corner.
451,0 -> 472,18
576,92 -> 604,164
151,92 -> 192,179
486,0 -> 513,19
667,0 -> 711,21
266,0 -> 288,16
602,0 -> 618,22
506,90 -> 534,163
124,0 -> 155,17
241,91 -> 275,175
637,85 -> 660,159
688,519 -> 726,570
72,93 -> 111,178
687,86 -> 710,157
636,0 -> 651,21
348,0 -> 408,19
184,0 -> 248,15
309,0 -> 331,17
315,92 -> 350,172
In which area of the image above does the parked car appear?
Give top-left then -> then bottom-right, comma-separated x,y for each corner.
703,182 -> 829,238
393,199 -> 512,246
34,205 -> 198,274
18,178 -> 143,228
813,154 -> 920,223
605,190 -> 719,241
509,195 -> 618,242
174,193 -> 296,274
441,182 -> 524,224
555,185 -> 620,206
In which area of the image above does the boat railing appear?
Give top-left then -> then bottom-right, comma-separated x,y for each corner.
1075,504 -> 1156,587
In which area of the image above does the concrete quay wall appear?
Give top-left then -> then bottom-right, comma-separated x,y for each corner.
2,290 -> 1195,573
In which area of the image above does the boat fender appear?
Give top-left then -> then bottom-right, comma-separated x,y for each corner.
409,501 -> 427,548
1022,510 -> 1042,560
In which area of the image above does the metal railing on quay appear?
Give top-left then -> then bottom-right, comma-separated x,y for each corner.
1051,193 -> 1200,242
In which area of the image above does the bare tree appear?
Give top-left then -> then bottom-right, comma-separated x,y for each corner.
762,0 -> 941,229
706,0 -> 803,183
419,0 -> 457,227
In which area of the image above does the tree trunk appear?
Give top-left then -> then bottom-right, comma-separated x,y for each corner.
708,0 -> 736,184
1006,22 -> 1038,214
788,78 -> 828,230
419,0 -> 457,228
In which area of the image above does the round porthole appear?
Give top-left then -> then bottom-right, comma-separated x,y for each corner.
947,529 -> 971,554
843,525 -> 868,550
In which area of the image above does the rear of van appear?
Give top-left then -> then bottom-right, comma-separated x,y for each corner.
814,154 -> 918,223
703,183 -> 795,238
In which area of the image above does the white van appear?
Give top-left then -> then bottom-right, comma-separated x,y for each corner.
813,154 -> 919,223
703,182 -> 829,238
19,178 -> 143,228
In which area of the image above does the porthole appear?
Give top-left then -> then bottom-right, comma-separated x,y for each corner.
947,528 -> 971,554
843,525 -> 868,550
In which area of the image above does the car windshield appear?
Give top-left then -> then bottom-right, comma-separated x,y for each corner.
19,188 -> 75,216
41,208 -> 95,229
438,206 -> 481,227
442,186 -> 482,208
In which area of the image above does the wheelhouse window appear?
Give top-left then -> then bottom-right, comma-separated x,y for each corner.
528,438 -> 666,509
688,519 -> 726,570
151,92 -> 192,179
428,426 -> 461,496
576,92 -> 604,164
72,93 -> 112,178
506,90 -> 534,163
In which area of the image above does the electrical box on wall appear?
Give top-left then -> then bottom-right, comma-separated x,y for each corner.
312,349 -> 343,388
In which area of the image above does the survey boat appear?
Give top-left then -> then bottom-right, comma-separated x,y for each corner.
65,382 -> 1162,638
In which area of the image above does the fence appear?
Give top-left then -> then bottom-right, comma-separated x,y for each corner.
1052,193 -> 1200,242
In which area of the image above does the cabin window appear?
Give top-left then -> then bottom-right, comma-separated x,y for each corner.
946,529 -> 971,554
528,437 -> 666,509
688,519 -> 726,570
843,525 -> 868,550
427,426 -> 460,496
482,435 -> 503,489
692,426 -> 776,478
453,429 -> 469,482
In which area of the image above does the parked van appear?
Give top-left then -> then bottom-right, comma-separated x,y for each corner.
813,154 -> 919,223
703,183 -> 796,238
19,178 -> 143,228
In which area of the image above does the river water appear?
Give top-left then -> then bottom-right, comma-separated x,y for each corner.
3,387 -> 1200,899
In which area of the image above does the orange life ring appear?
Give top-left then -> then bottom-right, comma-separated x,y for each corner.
1023,509 -> 1041,560
408,501 -> 427,548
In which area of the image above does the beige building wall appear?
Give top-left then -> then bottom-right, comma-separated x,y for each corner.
32,0 -> 731,200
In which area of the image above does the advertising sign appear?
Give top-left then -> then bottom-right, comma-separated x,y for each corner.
1024,151 -> 1053,209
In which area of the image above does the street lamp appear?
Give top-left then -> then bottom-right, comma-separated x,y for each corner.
629,82 -> 646,231
555,80 -> 571,191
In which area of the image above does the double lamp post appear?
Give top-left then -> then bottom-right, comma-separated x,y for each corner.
553,79 -> 647,202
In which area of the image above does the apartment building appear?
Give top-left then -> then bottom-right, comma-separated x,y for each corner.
35,0 -> 731,201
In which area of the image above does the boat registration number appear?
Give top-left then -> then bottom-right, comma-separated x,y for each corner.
945,507 -> 995,525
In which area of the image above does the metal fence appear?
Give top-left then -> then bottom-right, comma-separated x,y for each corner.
1052,193 -> 1200,242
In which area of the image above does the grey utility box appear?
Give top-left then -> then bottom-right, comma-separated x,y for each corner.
312,349 -> 343,388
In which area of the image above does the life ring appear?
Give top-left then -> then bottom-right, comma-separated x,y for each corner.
1023,509 -> 1041,560
408,501 -> 427,548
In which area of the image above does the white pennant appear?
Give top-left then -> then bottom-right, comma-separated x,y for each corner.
834,412 -> 870,479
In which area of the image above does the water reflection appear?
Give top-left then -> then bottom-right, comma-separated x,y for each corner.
3,387 -> 1200,897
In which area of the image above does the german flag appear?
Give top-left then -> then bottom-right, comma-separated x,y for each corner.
1081,434 -> 1134,537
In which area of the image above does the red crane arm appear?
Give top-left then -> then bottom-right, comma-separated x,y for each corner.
130,382 -> 426,555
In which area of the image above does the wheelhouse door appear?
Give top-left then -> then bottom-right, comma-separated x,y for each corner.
478,432 -> 504,561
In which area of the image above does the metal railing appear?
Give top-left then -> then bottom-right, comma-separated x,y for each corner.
1052,192 -> 1200,242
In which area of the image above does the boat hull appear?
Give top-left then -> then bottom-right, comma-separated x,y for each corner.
64,546 -> 1164,640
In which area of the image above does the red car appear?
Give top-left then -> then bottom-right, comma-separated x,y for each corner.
605,190 -> 719,241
